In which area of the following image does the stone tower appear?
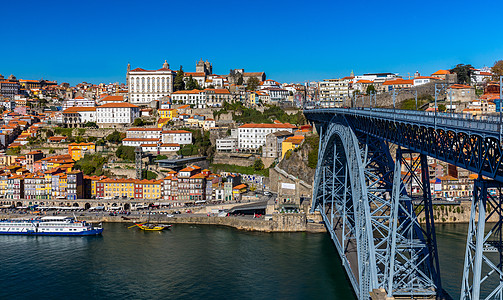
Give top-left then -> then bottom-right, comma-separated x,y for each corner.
162,60 -> 170,69
196,58 -> 212,75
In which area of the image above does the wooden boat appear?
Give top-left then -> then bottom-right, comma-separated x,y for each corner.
128,211 -> 172,231
132,222 -> 171,231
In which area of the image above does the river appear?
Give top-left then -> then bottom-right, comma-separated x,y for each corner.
0,222 -> 474,299
0,223 -> 354,299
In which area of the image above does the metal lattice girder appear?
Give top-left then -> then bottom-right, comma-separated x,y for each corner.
311,121 -> 440,299
385,149 -> 438,297
461,180 -> 503,300
305,108 -> 503,182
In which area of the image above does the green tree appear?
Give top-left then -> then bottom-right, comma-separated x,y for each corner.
116,145 -> 136,161
46,129 -> 54,138
450,64 -> 474,85
438,104 -> 447,112
133,118 -> 145,126
106,130 -> 123,144
491,60 -> 503,80
84,121 -> 98,128
253,159 -> 265,171
246,77 -> 260,91
186,75 -> 198,90
174,66 -> 185,91
366,84 -> 376,95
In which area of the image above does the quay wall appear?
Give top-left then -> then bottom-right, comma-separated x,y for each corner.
0,213 -> 324,233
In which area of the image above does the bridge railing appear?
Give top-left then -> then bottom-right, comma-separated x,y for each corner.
306,108 -> 502,137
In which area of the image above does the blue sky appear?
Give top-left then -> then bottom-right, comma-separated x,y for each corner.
1,0 -> 502,85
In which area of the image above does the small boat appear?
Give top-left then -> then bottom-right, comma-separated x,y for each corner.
128,211 -> 172,231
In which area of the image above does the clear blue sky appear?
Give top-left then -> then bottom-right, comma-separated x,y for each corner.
2,0 -> 502,85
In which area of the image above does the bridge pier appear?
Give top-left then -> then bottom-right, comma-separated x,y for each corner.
461,179 -> 503,299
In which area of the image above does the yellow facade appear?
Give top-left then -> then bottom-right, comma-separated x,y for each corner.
281,136 -> 305,158
158,109 -> 178,121
142,181 -> 161,200
103,180 -> 135,199
68,143 -> 96,161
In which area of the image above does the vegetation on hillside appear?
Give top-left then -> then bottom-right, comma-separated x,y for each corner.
116,145 -> 136,161
74,153 -> 108,176
213,101 -> 306,125
210,163 -> 269,177
399,94 -> 434,110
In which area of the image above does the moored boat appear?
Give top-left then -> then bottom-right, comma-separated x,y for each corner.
0,216 -> 103,236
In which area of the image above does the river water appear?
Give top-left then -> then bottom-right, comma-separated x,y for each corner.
0,222 -> 472,299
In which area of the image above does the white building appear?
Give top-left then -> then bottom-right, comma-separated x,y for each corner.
62,107 -> 97,127
96,102 -> 140,127
127,60 -> 175,105
159,143 -> 180,152
216,138 -> 237,152
161,130 -> 192,145
122,138 -> 159,147
171,88 -> 231,108
413,76 -> 442,86
171,90 -> 206,108
262,87 -> 289,103
318,76 -> 354,107
62,96 -> 95,110
238,123 -> 296,151
126,127 -> 162,139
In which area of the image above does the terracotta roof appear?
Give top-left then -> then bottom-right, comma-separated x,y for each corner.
284,136 -> 305,144
63,107 -> 96,113
100,95 -> 124,102
98,102 -> 139,108
239,123 -> 296,129
127,127 -> 162,132
382,79 -> 413,86
233,184 -> 247,190
160,143 -> 180,147
450,84 -> 472,89
123,138 -> 159,142
432,70 -> 450,75
162,130 -> 191,134
184,72 -> 206,77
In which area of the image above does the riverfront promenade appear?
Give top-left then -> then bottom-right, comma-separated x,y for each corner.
0,210 -> 327,233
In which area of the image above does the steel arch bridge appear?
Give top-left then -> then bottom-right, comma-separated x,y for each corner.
304,108 -> 503,300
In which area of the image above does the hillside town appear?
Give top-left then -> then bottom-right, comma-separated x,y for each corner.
0,59 -> 502,213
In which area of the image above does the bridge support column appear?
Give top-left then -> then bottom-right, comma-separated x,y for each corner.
461,179 -> 503,299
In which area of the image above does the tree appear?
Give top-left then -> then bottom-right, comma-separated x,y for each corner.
491,60 -> 503,80
247,77 -> 260,91
46,129 -> 54,138
116,145 -> 136,161
133,118 -> 145,126
106,130 -> 123,144
438,104 -> 446,112
450,64 -> 474,85
174,66 -> 185,91
84,121 -> 98,128
253,159 -> 264,171
186,75 -> 198,90
366,84 -> 376,95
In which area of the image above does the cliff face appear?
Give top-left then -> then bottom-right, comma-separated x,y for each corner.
277,136 -> 316,185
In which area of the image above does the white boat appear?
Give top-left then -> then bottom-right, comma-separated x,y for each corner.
0,216 -> 104,236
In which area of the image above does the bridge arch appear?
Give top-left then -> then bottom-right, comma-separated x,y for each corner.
312,120 -> 438,299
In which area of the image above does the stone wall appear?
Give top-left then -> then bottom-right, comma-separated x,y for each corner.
269,166 -> 312,198
417,201 -> 499,224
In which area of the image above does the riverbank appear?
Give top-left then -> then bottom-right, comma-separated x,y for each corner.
0,212 -> 327,233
